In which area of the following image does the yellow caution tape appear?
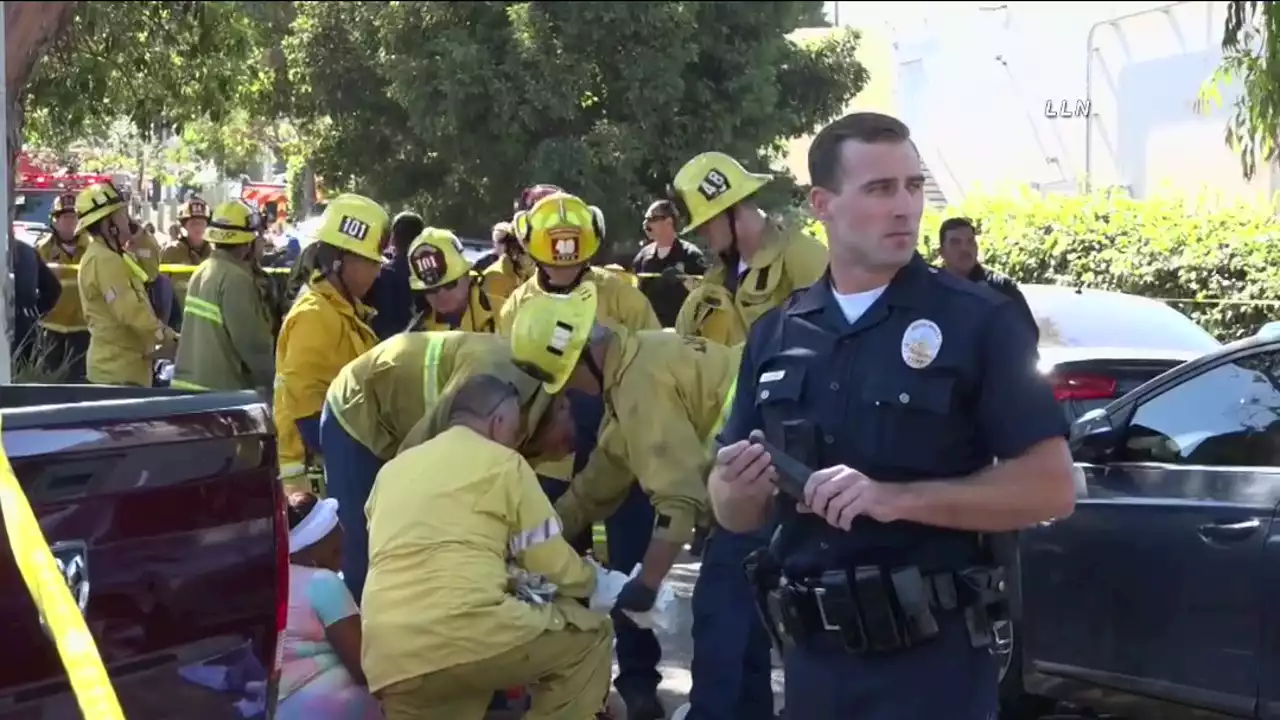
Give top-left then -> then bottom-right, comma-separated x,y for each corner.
0,416 -> 125,720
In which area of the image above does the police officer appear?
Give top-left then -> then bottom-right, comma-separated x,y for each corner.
707,112 -> 1077,719
936,216 -> 1039,340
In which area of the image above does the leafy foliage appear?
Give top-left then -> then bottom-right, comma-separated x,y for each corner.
810,189 -> 1280,340
23,1 -> 293,169
286,1 -> 865,242
1205,2 -> 1280,180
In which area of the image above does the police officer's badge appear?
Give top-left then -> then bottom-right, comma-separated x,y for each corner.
901,319 -> 943,369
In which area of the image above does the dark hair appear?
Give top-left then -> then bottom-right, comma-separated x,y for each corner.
807,112 -> 913,192
938,217 -> 977,246
286,491 -> 320,531
514,184 -> 564,213
391,211 -> 426,253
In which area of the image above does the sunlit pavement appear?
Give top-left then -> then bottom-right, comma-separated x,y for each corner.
606,553 -> 786,717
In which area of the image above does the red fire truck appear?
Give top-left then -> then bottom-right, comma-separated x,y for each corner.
12,155 -> 124,245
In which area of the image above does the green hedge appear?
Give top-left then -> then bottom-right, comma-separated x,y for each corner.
806,189 -> 1280,341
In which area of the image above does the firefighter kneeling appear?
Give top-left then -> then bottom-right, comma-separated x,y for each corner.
363,374 -> 613,720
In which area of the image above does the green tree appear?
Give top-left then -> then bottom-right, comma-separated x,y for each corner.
287,1 -> 866,244
1207,2 -> 1280,179
21,1 -> 293,182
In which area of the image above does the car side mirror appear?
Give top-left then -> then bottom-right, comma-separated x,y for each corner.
1072,420 -> 1117,465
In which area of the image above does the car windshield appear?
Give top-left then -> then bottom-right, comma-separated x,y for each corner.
14,191 -> 59,226
1023,285 -> 1222,354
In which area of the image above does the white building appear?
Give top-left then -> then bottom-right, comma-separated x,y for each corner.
794,1 -> 1276,205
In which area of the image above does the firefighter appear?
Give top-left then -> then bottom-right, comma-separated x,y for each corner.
363,374 -> 611,720
670,151 -> 828,347
160,196 -> 213,265
74,182 -> 179,387
498,190 -> 662,716
406,227 -> 498,333
274,194 -> 388,496
171,199 -> 275,395
34,192 -> 91,381
320,330 -> 574,602
510,283 -> 740,720
498,190 -> 658,336
668,150 -> 827,720
479,219 -> 535,309
126,219 -> 175,328
160,196 -> 215,332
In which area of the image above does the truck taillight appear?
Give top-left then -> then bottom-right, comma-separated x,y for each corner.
1053,373 -> 1117,402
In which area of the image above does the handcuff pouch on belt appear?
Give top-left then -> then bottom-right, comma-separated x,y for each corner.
749,563 -> 1008,656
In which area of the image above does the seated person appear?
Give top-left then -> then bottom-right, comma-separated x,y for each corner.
277,491 -> 382,719
362,374 -> 612,720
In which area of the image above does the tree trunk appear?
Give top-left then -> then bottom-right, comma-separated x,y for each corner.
4,2 -> 77,373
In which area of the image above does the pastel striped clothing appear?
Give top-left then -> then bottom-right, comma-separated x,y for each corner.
277,565 -> 382,719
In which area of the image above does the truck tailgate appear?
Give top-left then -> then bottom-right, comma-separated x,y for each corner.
0,391 -> 281,720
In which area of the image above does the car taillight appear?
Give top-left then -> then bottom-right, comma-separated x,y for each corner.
270,488 -> 289,711
1053,373 -> 1118,402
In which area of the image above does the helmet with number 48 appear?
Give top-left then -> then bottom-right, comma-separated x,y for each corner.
669,151 -> 772,234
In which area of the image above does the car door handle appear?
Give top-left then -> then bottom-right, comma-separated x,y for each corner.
1197,519 -> 1262,543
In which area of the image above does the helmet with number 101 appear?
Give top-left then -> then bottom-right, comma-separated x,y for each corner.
407,227 -> 471,290
669,152 -> 773,234
312,193 -> 391,262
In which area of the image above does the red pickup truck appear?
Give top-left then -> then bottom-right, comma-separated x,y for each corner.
0,386 -> 286,719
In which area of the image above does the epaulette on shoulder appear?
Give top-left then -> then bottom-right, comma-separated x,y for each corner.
930,266 -> 1007,307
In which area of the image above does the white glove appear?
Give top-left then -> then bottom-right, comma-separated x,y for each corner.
587,558 -> 631,612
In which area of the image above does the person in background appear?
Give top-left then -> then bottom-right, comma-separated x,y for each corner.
10,229 -> 61,373
363,374 -> 611,719
631,199 -> 707,328
161,197 -> 214,332
144,222 -> 156,236
479,218 -> 536,309
278,491 -> 382,720
75,181 -> 178,387
937,216 -> 1039,340
33,192 -> 85,380
127,219 -> 175,328
366,211 -> 425,340
161,197 -> 213,265
274,194 -> 387,496
405,228 -> 497,333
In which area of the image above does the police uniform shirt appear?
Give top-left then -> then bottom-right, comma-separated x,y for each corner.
632,239 -> 707,327
966,263 -> 1038,341
718,254 -> 1068,575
